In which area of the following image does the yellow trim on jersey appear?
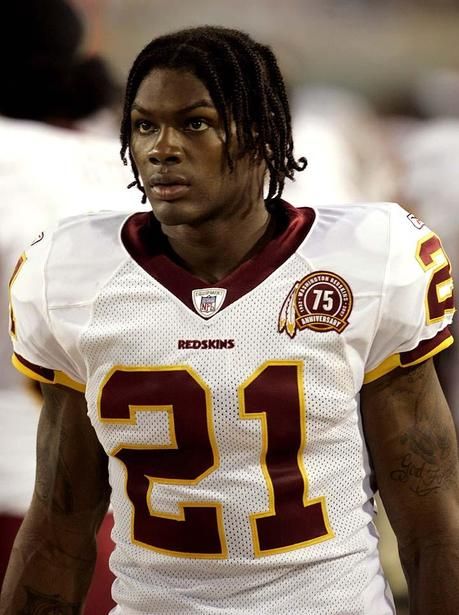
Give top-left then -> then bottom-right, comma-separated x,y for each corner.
12,353 -> 53,384
11,354 -> 85,392
363,334 -> 454,384
54,371 -> 86,392
8,252 -> 27,340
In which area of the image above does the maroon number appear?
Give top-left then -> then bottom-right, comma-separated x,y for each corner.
417,234 -> 454,323
99,363 -> 333,558
240,361 -> 333,555
98,366 -> 226,558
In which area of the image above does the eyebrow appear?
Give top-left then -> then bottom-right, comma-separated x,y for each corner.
131,99 -> 216,115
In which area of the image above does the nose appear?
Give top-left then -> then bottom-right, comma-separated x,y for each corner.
148,127 -> 182,166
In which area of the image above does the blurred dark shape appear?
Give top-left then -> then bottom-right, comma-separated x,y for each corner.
370,69 -> 459,120
1,0 -> 83,60
0,0 -> 118,122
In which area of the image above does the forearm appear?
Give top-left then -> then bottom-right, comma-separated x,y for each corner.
0,499 -> 100,614
401,538 -> 459,615
362,361 -> 459,615
0,383 -> 111,614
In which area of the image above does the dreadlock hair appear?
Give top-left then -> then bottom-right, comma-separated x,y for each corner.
120,25 -> 306,205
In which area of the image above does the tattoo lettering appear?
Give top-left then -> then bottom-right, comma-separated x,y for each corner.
391,453 -> 452,496
20,587 -> 80,615
390,427 -> 457,496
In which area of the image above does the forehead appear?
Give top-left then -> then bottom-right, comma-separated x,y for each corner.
132,68 -> 214,112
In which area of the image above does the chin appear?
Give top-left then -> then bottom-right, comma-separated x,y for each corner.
149,199 -> 201,226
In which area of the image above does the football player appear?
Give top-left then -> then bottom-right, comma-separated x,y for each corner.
2,26 -> 459,615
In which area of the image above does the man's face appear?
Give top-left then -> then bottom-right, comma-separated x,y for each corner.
130,68 -> 263,227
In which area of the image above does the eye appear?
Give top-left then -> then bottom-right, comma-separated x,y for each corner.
134,120 -> 156,134
184,118 -> 209,132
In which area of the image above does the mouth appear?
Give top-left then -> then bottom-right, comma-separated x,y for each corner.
149,176 -> 191,202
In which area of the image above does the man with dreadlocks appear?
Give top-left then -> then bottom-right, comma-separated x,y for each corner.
3,25 -> 459,615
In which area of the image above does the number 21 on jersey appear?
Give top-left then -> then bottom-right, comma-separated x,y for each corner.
98,361 -> 334,558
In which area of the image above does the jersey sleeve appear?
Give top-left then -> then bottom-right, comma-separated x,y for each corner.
8,230 -> 85,392
364,206 -> 454,383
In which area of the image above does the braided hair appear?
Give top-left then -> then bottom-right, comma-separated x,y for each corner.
120,25 -> 306,204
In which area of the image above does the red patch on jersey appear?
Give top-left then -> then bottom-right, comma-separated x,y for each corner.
278,271 -> 353,338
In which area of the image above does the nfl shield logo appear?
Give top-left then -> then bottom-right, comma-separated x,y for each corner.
201,295 -> 216,313
192,288 -> 227,319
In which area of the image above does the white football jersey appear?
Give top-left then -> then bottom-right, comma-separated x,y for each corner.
9,201 -> 454,614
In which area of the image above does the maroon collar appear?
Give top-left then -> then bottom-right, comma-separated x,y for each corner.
121,200 -> 315,314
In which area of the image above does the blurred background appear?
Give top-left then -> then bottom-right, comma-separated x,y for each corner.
74,0 -> 459,261
3,1 -> 459,613
92,0 -> 459,108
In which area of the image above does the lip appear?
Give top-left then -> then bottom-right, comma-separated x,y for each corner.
148,174 -> 191,201
149,174 -> 190,187
151,184 -> 191,201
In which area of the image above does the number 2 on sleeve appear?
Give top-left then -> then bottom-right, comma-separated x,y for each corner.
417,233 -> 454,324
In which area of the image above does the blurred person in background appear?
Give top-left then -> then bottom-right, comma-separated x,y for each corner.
2,25 -> 459,615
284,85 -> 397,207
0,0 -> 147,612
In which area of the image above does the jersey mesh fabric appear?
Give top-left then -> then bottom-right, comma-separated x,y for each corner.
80,256 -> 393,614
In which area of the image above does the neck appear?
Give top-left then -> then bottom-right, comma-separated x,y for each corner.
162,199 -> 274,284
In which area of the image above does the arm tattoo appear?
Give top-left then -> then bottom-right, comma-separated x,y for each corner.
20,588 -> 81,615
390,437 -> 456,496
388,363 -> 459,496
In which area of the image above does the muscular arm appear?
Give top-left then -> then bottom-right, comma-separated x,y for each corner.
361,359 -> 459,615
0,384 -> 110,614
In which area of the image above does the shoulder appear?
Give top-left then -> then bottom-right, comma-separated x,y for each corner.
50,209 -> 133,242
310,200 -> 413,228
292,201 -> 448,305
31,209 -> 132,260
305,201 -> 433,257
14,210 -> 135,309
